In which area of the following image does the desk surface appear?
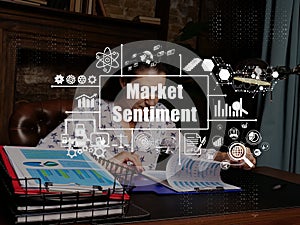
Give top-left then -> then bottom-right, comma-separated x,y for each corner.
125,207 -> 300,225
0,167 -> 299,225
124,167 -> 300,225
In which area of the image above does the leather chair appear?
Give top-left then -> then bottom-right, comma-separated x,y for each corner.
8,99 -> 73,146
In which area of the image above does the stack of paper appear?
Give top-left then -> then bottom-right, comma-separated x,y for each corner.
0,146 -> 130,223
142,153 -> 241,193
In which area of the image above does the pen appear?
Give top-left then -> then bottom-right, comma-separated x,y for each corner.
194,186 -> 224,192
45,182 -> 103,193
196,136 -> 206,153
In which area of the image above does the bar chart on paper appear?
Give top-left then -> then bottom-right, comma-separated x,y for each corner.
26,168 -> 115,187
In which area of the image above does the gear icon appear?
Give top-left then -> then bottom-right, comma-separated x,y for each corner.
88,75 -> 97,84
66,74 -> 76,84
67,149 -> 77,158
93,147 -> 106,159
54,74 -> 64,84
82,146 -> 88,152
78,75 -> 87,84
77,146 -> 88,155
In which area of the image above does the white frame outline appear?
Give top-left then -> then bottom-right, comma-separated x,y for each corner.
49,43 -> 261,164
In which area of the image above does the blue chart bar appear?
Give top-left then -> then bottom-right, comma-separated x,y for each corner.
37,170 -> 49,181
74,170 -> 84,180
81,170 -> 91,178
27,168 -> 115,186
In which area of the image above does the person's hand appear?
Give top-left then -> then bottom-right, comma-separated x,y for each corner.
214,148 -> 256,170
230,147 -> 256,170
240,147 -> 256,170
110,151 -> 144,173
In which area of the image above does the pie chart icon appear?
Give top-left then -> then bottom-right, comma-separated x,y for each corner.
246,130 -> 262,145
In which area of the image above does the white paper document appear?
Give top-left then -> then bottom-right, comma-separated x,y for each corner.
3,146 -> 121,191
143,153 -> 240,192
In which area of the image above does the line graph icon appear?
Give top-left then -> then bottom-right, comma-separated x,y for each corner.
75,94 -> 97,108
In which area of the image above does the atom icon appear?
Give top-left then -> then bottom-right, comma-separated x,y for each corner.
95,47 -> 120,73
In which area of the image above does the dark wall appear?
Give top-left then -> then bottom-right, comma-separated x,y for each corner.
197,0 -> 266,66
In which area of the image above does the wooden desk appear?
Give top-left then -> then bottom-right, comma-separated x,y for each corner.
125,207 -> 300,225
0,167 -> 299,225
125,167 -> 300,225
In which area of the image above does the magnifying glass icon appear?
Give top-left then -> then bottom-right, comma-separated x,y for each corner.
228,142 -> 254,168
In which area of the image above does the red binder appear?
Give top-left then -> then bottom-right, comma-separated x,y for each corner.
0,145 -> 46,194
0,146 -> 130,200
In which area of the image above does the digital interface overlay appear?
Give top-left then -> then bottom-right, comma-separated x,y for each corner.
50,40 -> 280,170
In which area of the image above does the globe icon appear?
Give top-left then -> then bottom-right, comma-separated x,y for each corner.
228,142 -> 246,161
231,146 -> 244,158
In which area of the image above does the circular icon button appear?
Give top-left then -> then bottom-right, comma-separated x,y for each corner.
212,135 -> 224,148
228,142 -> 254,168
260,142 -> 270,151
220,160 -> 231,170
253,148 -> 262,157
246,130 -> 262,145
228,127 -> 240,140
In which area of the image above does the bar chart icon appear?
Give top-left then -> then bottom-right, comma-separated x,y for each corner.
214,98 -> 248,118
76,94 -> 97,108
